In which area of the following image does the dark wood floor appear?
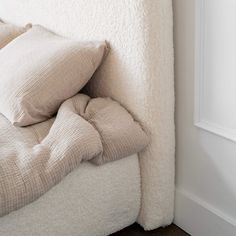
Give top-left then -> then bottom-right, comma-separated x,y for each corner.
111,224 -> 190,236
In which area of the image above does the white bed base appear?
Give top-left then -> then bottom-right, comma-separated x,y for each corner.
0,155 -> 140,236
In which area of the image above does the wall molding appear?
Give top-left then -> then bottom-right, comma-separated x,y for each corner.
174,188 -> 236,236
194,0 -> 236,143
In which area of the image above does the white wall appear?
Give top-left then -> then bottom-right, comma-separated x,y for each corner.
173,1 -> 236,235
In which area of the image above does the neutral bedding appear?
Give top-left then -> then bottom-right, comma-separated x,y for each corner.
0,21 -> 149,221
0,154 -> 140,236
0,93 -> 148,217
0,25 -> 108,126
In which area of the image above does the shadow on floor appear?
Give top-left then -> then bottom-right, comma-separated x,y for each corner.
111,223 -> 190,236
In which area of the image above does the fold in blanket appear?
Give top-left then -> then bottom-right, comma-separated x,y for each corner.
0,93 -> 149,217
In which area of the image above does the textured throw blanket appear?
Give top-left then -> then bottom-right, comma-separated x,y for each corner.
0,93 -> 149,217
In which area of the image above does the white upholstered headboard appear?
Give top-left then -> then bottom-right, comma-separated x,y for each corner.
0,0 -> 174,230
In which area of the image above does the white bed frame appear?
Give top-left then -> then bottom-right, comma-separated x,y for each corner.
0,0 -> 174,234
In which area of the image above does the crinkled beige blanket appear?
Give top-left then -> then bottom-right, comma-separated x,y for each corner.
0,93 -> 149,217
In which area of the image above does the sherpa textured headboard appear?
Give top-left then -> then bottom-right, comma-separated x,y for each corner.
0,0 -> 174,230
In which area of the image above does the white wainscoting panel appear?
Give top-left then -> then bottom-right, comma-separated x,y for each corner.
195,0 -> 236,142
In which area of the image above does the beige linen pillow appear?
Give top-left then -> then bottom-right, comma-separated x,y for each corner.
0,25 -> 108,126
0,21 -> 28,49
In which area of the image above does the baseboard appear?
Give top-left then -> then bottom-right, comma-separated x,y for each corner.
174,188 -> 236,236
